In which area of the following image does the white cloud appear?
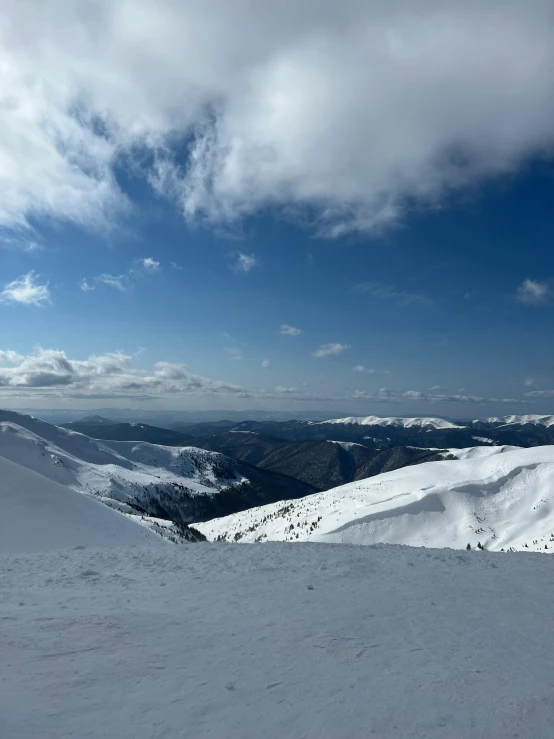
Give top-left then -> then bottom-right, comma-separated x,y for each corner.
140,257 -> 161,272
0,2 -> 553,238
0,271 -> 50,306
313,343 -> 350,358
524,377 -> 536,387
231,253 -> 258,274
516,279 -> 551,305
79,278 -> 95,292
170,262 -> 183,270
355,282 -> 430,306
279,324 -> 302,336
97,274 -> 128,292
224,347 -> 243,361
350,388 -> 518,404
0,350 -> 23,363
261,359 -> 270,368
83,257 -> 163,292
353,365 -> 376,374
0,347 -> 249,399
0,345 -> 526,406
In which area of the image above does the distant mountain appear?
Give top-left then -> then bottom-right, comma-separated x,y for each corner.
77,415 -> 115,424
320,415 -> 464,429
62,420 -> 193,446
180,416 -> 554,450
196,444 -> 554,553
170,420 -> 237,436
0,410 -> 315,527
475,415 -> 554,428
191,430 -> 452,491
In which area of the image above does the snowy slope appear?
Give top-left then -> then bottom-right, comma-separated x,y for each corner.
0,420 -> 243,518
196,445 -> 554,552
0,456 -> 162,553
321,414 -> 464,429
0,410 -> 316,526
477,414 -> 554,427
4,542 -> 554,738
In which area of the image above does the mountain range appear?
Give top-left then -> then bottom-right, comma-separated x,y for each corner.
196,444 -> 554,553
0,410 -> 314,529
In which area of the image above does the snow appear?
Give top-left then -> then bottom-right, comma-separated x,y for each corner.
4,415 -> 554,737
321,415 -> 464,429
472,436 -> 496,444
0,415 -> 245,515
0,456 -> 163,553
197,445 -> 554,552
328,439 -> 366,449
477,414 -> 554,427
4,542 -> 554,738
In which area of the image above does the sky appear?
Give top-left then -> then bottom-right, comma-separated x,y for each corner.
2,0 -> 554,418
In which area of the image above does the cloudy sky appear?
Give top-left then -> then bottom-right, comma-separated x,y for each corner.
2,0 -> 554,416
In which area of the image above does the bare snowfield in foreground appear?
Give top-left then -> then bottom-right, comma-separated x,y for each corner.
3,542 -> 554,738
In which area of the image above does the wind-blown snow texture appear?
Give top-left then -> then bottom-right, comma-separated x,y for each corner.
197,445 -> 554,552
3,543 -> 554,738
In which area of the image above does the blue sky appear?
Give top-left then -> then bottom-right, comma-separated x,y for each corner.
2,1 -> 554,416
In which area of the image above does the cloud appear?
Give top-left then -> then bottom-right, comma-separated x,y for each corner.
97,274 -> 129,292
525,389 -> 554,398
170,262 -> 183,270
1,2 -> 554,239
79,278 -> 95,292
349,388 -> 518,404
261,359 -> 270,368
82,257 -> 163,292
353,365 -> 376,374
224,347 -> 243,361
313,343 -> 350,358
231,252 -> 258,274
524,377 -> 536,387
140,257 -> 161,272
354,282 -> 431,306
0,346 -> 527,407
279,324 -> 302,336
0,347 -> 249,399
0,271 -> 50,306
516,279 -> 551,305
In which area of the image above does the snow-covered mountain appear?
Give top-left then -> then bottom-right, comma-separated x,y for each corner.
196,445 -> 554,552
475,414 -> 554,428
319,415 -> 464,429
0,410 -> 314,528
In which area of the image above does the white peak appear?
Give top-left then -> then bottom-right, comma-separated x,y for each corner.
476,415 -> 554,428
321,415 -> 463,429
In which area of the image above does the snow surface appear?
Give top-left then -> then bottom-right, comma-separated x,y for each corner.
4,542 -> 554,738
0,456 -> 163,553
321,415 -> 464,429
197,445 -> 554,552
476,414 -> 554,427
